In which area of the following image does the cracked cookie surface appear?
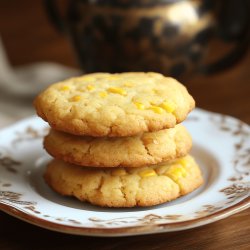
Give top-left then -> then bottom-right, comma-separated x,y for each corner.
34,72 -> 195,137
44,155 -> 203,207
44,124 -> 192,168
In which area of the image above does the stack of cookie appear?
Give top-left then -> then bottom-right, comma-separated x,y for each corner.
34,72 -> 203,207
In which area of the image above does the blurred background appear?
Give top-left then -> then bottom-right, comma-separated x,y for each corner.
0,0 -> 249,127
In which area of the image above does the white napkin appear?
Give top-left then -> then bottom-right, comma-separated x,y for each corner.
0,37 -> 81,128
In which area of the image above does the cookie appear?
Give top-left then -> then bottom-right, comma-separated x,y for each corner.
34,72 -> 195,137
44,155 -> 203,207
44,124 -> 192,168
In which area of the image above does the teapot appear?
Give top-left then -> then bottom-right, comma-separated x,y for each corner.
45,0 -> 249,77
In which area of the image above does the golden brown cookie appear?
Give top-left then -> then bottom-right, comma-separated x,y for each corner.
44,155 -> 203,207
44,124 -> 192,168
34,72 -> 195,137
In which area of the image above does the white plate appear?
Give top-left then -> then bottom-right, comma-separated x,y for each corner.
0,108 -> 249,237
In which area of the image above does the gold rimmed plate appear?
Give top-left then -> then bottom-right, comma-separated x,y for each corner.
0,108 -> 249,236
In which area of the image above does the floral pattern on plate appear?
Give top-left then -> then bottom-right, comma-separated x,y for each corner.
0,108 -> 249,236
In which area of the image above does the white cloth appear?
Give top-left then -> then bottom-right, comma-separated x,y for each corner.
0,37 -> 81,129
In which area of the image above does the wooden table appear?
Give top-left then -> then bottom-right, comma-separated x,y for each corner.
0,1 -> 249,249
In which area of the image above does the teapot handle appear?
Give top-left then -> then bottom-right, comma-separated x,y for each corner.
44,0 -> 66,34
200,0 -> 249,74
